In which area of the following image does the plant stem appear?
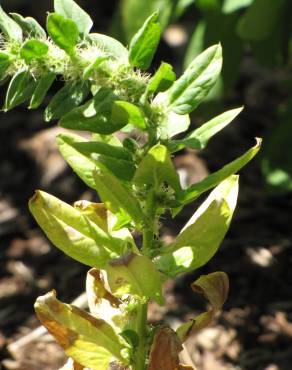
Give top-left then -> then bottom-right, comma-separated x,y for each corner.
133,189 -> 157,369
134,303 -> 148,370
142,190 -> 156,254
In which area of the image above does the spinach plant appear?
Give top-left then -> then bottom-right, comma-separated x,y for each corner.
0,1 -> 261,369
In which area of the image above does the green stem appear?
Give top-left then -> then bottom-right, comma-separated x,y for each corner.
134,303 -> 148,370
142,190 -> 156,254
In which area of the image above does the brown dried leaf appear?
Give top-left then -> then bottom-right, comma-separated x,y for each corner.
147,326 -> 183,370
177,272 -> 229,342
191,271 -> 229,310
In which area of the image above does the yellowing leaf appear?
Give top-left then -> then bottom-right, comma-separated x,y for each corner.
29,191 -> 129,268
106,252 -> 163,304
86,268 -> 122,327
176,272 -> 229,342
35,290 -> 130,369
157,175 -> 238,277
74,201 -> 108,232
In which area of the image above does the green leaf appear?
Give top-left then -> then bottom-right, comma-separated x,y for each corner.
3,70 -> 37,111
58,133 -> 136,184
223,0 -> 254,13
35,290 -> 129,368
129,12 -> 161,70
0,52 -> 12,79
47,13 -> 79,54
54,0 -> 93,36
144,62 -> 176,99
157,176 -> 238,277
166,44 -> 222,115
60,88 -> 134,134
134,144 -> 182,194
45,80 -> 90,121
116,0 -> 172,43
87,33 -> 128,60
20,39 -> 49,63
83,56 -> 107,79
169,107 -> 243,152
57,133 -> 101,189
29,72 -> 55,109
29,190 -> 125,268
106,252 -> 163,304
237,0 -> 286,41
180,138 -> 262,204
93,171 -> 144,228
113,101 -> 147,130
74,141 -> 132,161
176,272 -> 229,341
10,13 -> 46,39
0,6 -> 22,42
153,93 -> 190,139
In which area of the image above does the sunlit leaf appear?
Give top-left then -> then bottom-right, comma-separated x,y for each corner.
54,0 -> 93,36
87,33 -> 128,60
86,268 -> 122,325
166,44 -> 222,114
157,176 -> 239,276
20,39 -> 49,63
169,107 -> 243,152
83,56 -> 107,79
106,252 -> 163,304
28,190 -> 125,268
10,12 -> 46,38
57,133 -> 135,188
180,138 -> 261,204
35,290 -> 129,369
47,13 -> 79,54
153,92 -> 190,139
113,101 -> 147,130
0,6 -> 22,42
143,62 -> 176,99
129,12 -> 161,70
